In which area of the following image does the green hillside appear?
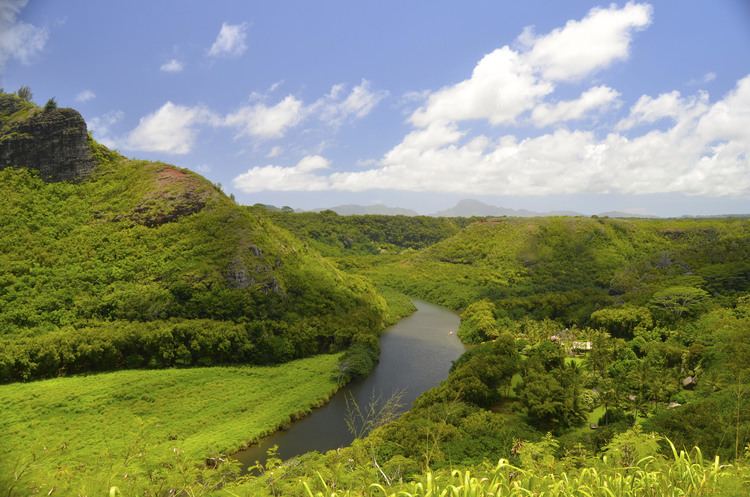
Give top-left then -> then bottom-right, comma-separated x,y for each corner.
364,216 -> 750,319
257,208 -> 472,256
0,92 -> 389,382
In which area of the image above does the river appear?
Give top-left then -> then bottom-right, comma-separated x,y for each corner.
234,299 -> 465,470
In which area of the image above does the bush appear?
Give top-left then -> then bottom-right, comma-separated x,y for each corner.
16,85 -> 32,101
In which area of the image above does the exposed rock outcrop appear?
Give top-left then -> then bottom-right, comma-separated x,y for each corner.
0,94 -> 95,182
124,167 -> 210,227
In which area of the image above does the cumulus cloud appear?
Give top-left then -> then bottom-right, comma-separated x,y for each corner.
0,0 -> 48,72
160,58 -> 184,72
531,85 -> 620,127
520,2 -> 652,81
126,79 -> 387,152
410,3 -> 650,129
230,2 -> 750,198
411,47 -> 551,127
319,77 -> 749,197
233,155 -> 331,192
126,102 -> 218,154
75,89 -> 96,102
615,90 -> 708,131
224,95 -> 304,139
208,22 -> 248,57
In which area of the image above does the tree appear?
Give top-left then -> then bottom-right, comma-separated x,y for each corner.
649,286 -> 710,323
519,343 -> 586,430
44,98 -> 57,111
590,305 -> 653,339
17,86 -> 32,101
457,299 -> 499,343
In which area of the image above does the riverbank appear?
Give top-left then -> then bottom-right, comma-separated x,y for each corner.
0,355 -> 344,496
234,299 -> 464,469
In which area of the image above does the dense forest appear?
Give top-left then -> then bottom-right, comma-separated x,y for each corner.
257,207 -> 474,256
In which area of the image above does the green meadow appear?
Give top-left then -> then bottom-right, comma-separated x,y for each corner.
0,354 -> 342,496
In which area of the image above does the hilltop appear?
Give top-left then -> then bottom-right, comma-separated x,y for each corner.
0,90 -> 389,382
363,216 -> 750,316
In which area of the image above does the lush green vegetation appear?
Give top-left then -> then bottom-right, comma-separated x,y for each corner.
0,354 -> 342,496
295,444 -> 749,497
215,214 -> 750,497
0,109 -> 394,382
362,217 -> 750,316
259,208 -> 472,256
4,91 -> 750,497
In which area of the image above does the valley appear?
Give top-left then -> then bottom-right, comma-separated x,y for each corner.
1,88 -> 750,497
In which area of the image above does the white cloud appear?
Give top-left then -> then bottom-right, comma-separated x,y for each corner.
88,110 -> 123,148
310,80 -> 388,126
160,58 -> 184,73
208,22 -> 248,57
688,71 -> 717,86
615,90 -> 708,131
75,89 -> 96,102
126,102 -> 218,154
0,0 -> 48,72
233,155 -> 331,193
531,85 -> 620,127
410,3 -> 650,129
521,2 -> 652,81
224,95 -> 304,139
227,4 -> 750,198
411,46 -> 552,127
235,76 -> 750,198
124,80 -> 385,154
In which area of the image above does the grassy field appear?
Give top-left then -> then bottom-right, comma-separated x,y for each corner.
0,354 -> 343,496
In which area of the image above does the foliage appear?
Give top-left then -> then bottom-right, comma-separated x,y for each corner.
0,158 -> 389,380
16,85 -> 32,101
649,286 -> 711,323
43,97 -> 57,111
361,217 -> 750,322
233,439 -> 747,497
590,305 -> 653,339
519,342 -> 587,430
0,355 -> 343,496
457,299 -> 499,343
260,208 -> 469,256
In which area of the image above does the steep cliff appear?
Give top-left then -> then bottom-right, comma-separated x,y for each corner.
0,92 -> 95,182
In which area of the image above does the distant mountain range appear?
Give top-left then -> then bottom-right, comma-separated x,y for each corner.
430,199 -> 583,218
310,204 -> 419,216
295,199 -> 662,218
597,211 -> 659,219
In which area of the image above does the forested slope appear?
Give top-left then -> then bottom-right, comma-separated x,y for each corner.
0,92 -> 388,382
365,216 -> 750,320
258,208 -> 473,256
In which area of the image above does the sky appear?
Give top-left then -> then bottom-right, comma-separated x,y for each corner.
2,0 -> 750,216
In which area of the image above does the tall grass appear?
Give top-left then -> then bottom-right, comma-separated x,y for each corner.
303,442 -> 739,497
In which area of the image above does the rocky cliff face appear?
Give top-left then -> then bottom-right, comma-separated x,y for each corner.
0,94 -> 96,182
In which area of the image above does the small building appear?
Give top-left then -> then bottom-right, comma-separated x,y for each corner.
571,341 -> 593,352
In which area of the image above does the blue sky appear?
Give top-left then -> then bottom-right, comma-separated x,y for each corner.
2,0 -> 750,215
